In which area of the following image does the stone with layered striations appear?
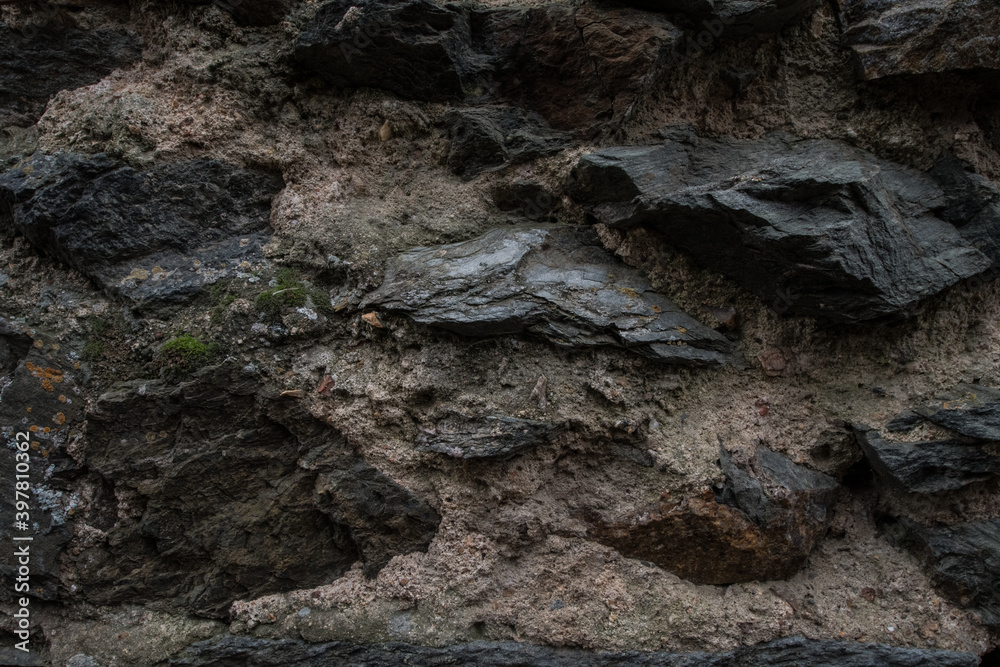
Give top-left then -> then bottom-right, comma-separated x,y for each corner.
415,413 -> 563,459
841,0 -> 1000,83
362,226 -> 736,366
568,128 -> 993,321
0,153 -> 284,315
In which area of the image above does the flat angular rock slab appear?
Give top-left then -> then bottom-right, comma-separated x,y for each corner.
0,24 -> 142,126
889,518 -> 1000,630
363,226 -> 735,366
444,106 -> 572,180
841,0 -> 1000,82
0,153 -> 284,314
77,364 -> 440,618
929,159 -> 1000,267
293,1 -> 678,133
415,414 -> 563,459
854,427 -> 1000,494
568,129 -> 992,322
907,384 -> 1000,441
590,446 -> 838,584
165,634 -> 978,666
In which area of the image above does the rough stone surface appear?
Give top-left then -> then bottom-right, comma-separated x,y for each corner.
164,634 -> 978,666
443,106 -> 571,180
293,1 -> 679,132
888,518 -> 1000,630
0,153 -> 284,314
415,413 -> 563,459
363,225 -> 736,366
620,0 -> 822,36
569,128 -> 993,321
73,364 -> 439,617
911,384 -> 1000,441
173,0 -> 299,26
0,24 -> 142,127
854,426 -> 1000,494
841,0 -> 1000,82
590,445 -> 838,584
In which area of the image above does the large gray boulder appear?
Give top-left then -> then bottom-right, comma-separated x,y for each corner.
568,129 -> 993,321
362,226 -> 736,366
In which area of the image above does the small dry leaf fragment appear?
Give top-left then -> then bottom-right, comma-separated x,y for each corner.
530,375 -> 547,410
317,375 -> 334,395
280,389 -> 304,398
378,120 -> 392,141
362,312 -> 383,328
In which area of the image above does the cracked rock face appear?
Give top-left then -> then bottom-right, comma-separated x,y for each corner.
569,129 -> 993,321
619,0 -> 822,36
414,414 -> 563,459
590,446 -> 838,584
0,24 -> 142,127
363,225 -> 736,366
0,153 -> 284,315
293,0 -> 679,133
74,365 -> 439,618
841,0 -> 1000,83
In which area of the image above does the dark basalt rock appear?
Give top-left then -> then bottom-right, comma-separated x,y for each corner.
293,0 -> 489,103
293,1 -> 678,133
0,153 -> 284,314
886,518 -> 1000,630
75,364 -> 440,617
854,427 -> 1000,494
841,0 -> 1000,83
164,634 -> 978,666
568,128 -> 992,322
415,414 -> 563,459
615,0 -> 821,36
910,383 -> 1000,441
590,445 -> 838,584
444,106 -> 571,180
0,322 -> 86,601
0,24 -> 142,127
929,158 -> 1000,266
362,225 -> 736,367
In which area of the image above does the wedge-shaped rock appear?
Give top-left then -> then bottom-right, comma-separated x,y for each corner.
0,24 -> 141,126
444,106 -> 572,180
619,0 -> 821,36
841,0 -> 1000,82
887,518 -> 1000,630
854,427 -> 1000,494
363,226 -> 735,366
590,446 -> 838,584
293,0 -> 678,133
77,364 -> 440,618
908,384 -> 1000,441
0,153 -> 283,314
167,635 -> 978,667
415,413 -> 563,459
569,129 -> 992,321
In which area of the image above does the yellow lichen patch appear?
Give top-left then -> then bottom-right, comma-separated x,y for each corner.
42,427 -> 50,433
33,339 -> 44,349
30,441 -> 39,450
124,267 -> 150,282
651,305 -> 662,314
145,432 -> 157,443
617,287 -> 640,299
26,407 -> 31,413
673,326 -> 688,334
53,413 -> 66,425
40,449 -> 49,459
28,425 -> 38,433
41,378 -> 53,392
58,395 -> 67,403
73,361 -> 81,370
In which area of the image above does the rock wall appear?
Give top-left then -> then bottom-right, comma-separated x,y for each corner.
0,0 -> 999,665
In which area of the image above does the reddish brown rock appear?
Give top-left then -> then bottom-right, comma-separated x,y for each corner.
590,446 -> 838,584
